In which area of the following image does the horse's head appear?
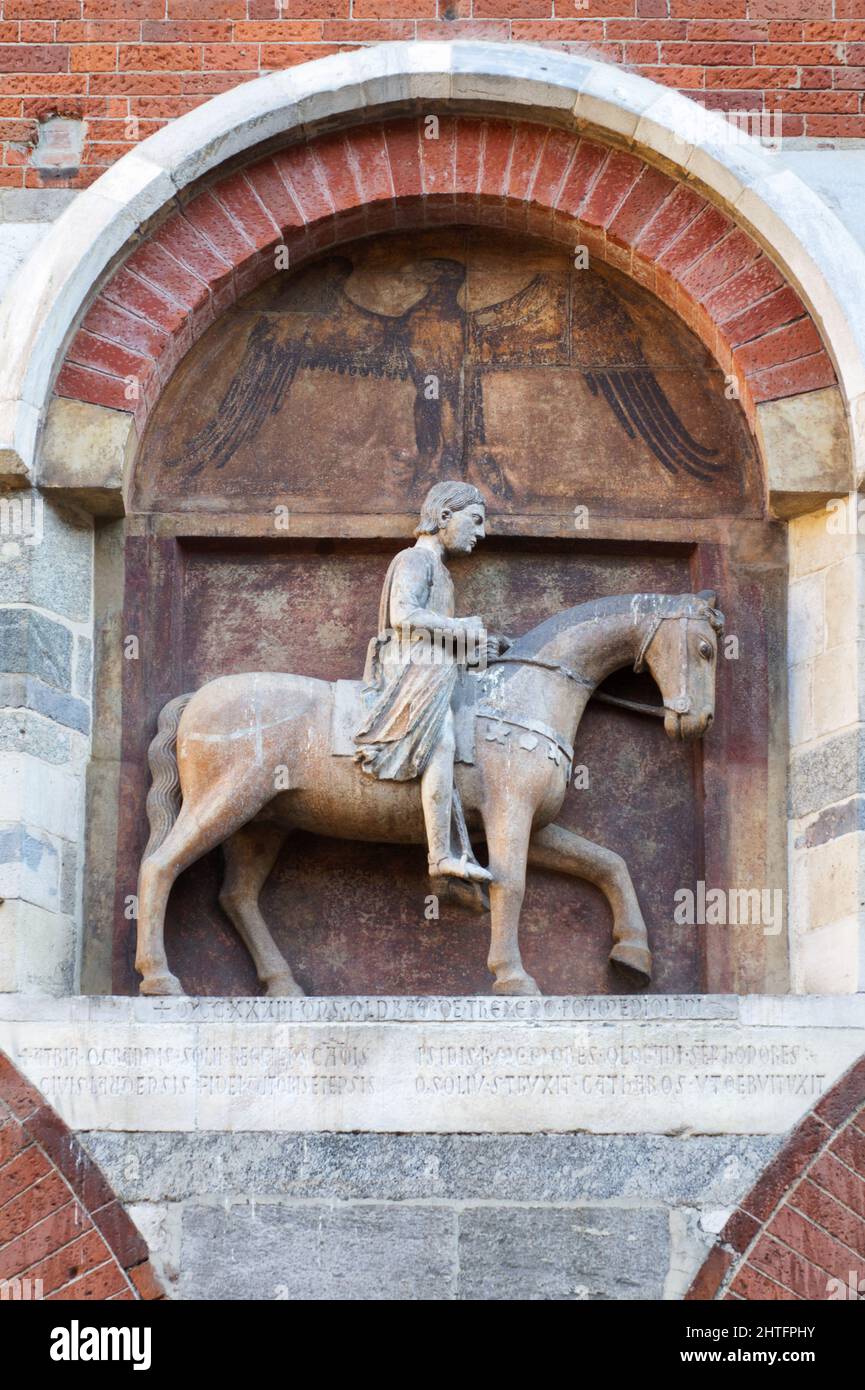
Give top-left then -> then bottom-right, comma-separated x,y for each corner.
635,591 -> 724,742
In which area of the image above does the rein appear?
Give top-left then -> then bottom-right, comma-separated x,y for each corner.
486,649 -> 669,721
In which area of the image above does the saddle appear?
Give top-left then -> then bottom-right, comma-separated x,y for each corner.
331,672 -> 574,771
330,671 -> 477,764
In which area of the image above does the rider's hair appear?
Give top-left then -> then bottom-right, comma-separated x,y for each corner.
415,481 -> 486,536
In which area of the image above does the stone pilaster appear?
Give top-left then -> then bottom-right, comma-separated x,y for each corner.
0,490 -> 92,993
788,501 -> 865,993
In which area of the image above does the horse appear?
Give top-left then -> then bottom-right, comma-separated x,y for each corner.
134,590 -> 723,998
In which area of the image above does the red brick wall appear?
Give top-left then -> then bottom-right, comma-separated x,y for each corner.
688,1055 -> 865,1301
1,2 -> 865,189
0,1052 -> 164,1301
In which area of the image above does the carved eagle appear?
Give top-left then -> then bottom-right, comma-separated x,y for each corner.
166,255 -> 721,485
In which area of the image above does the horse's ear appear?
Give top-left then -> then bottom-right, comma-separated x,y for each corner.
696,588 -> 717,607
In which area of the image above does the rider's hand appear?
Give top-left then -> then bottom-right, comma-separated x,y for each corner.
458,616 -> 486,663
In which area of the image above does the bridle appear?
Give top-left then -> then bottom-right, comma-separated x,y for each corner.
488,651 -> 667,720
487,607 -> 708,721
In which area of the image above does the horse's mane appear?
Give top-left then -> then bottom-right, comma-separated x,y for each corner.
508,591 -> 724,658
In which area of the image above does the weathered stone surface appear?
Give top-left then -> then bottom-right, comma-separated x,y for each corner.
0,899 -> 76,995
0,752 -> 82,840
0,674 -> 89,733
0,495 -> 92,623
2,995 -> 862,1136
0,824 -> 60,912
31,116 -> 86,174
0,606 -> 72,690
0,188 -> 76,222
73,635 -> 92,701
789,727 -> 865,818
0,223 -> 49,300
759,386 -> 853,518
457,1205 -> 668,1301
0,710 -> 76,765
175,1201 -> 456,1301
40,398 -> 136,515
82,1131 -> 780,1207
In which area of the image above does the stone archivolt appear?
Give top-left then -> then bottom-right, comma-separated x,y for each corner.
55,115 -> 835,441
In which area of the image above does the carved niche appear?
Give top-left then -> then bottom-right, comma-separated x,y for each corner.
104,226 -> 785,997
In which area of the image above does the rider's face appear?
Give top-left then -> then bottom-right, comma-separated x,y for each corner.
440,505 -> 486,554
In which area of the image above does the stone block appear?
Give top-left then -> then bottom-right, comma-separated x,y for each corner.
0,189 -> 75,224
0,494 -> 92,623
73,635 -> 92,701
0,899 -> 75,995
787,570 -> 825,667
31,117 -> 85,175
176,1201 -> 455,1301
812,640 -> 861,736
759,386 -> 854,518
2,995 -> 862,1136
797,834 -> 862,933
0,710 -> 77,768
789,505 -> 856,581
39,398 -> 136,515
794,916 -> 861,995
0,824 -> 60,912
824,554 -> 864,651
789,726 -> 863,818
787,662 -> 813,747
81,1131 -> 780,1209
457,1205 -> 667,1301
0,607 -> 72,690
0,754 -> 82,841
59,840 -> 77,915
0,674 -> 89,735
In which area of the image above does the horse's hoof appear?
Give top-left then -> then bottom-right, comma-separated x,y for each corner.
609,942 -> 652,988
139,971 -> 184,996
493,972 -> 541,996
264,976 -> 305,998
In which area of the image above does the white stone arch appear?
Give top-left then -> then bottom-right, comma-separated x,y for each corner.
1,41 -> 862,995
0,41 -> 863,486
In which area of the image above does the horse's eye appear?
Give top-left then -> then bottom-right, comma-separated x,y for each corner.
699,640 -> 713,661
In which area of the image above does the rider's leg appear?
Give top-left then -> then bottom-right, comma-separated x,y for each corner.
421,710 -> 491,884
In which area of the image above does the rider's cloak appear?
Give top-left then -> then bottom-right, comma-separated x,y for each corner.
353,543 -> 459,781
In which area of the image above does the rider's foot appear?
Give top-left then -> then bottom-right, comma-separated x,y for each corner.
429,854 -> 493,884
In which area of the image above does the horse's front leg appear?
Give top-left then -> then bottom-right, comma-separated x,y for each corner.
484,805 -> 539,996
527,822 -> 652,986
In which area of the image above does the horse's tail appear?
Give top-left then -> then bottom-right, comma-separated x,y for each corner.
142,694 -> 193,860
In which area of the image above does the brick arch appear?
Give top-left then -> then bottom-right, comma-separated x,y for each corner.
0,1052 -> 164,1302
54,114 -> 835,446
687,1055 -> 865,1302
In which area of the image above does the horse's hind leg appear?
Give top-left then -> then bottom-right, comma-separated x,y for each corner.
220,824 -> 304,997
527,822 -> 652,986
136,781 -> 273,996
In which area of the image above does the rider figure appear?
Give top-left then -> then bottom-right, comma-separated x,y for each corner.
354,481 -> 508,885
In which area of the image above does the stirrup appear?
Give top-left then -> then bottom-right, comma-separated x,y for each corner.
428,853 -> 492,884
429,852 -> 468,876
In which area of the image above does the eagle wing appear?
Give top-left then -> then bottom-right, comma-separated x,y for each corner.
574,277 -> 722,483
166,268 -> 414,476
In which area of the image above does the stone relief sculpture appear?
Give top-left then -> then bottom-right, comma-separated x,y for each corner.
135,483 -> 723,1000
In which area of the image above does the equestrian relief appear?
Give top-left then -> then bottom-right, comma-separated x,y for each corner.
135,482 -> 723,999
